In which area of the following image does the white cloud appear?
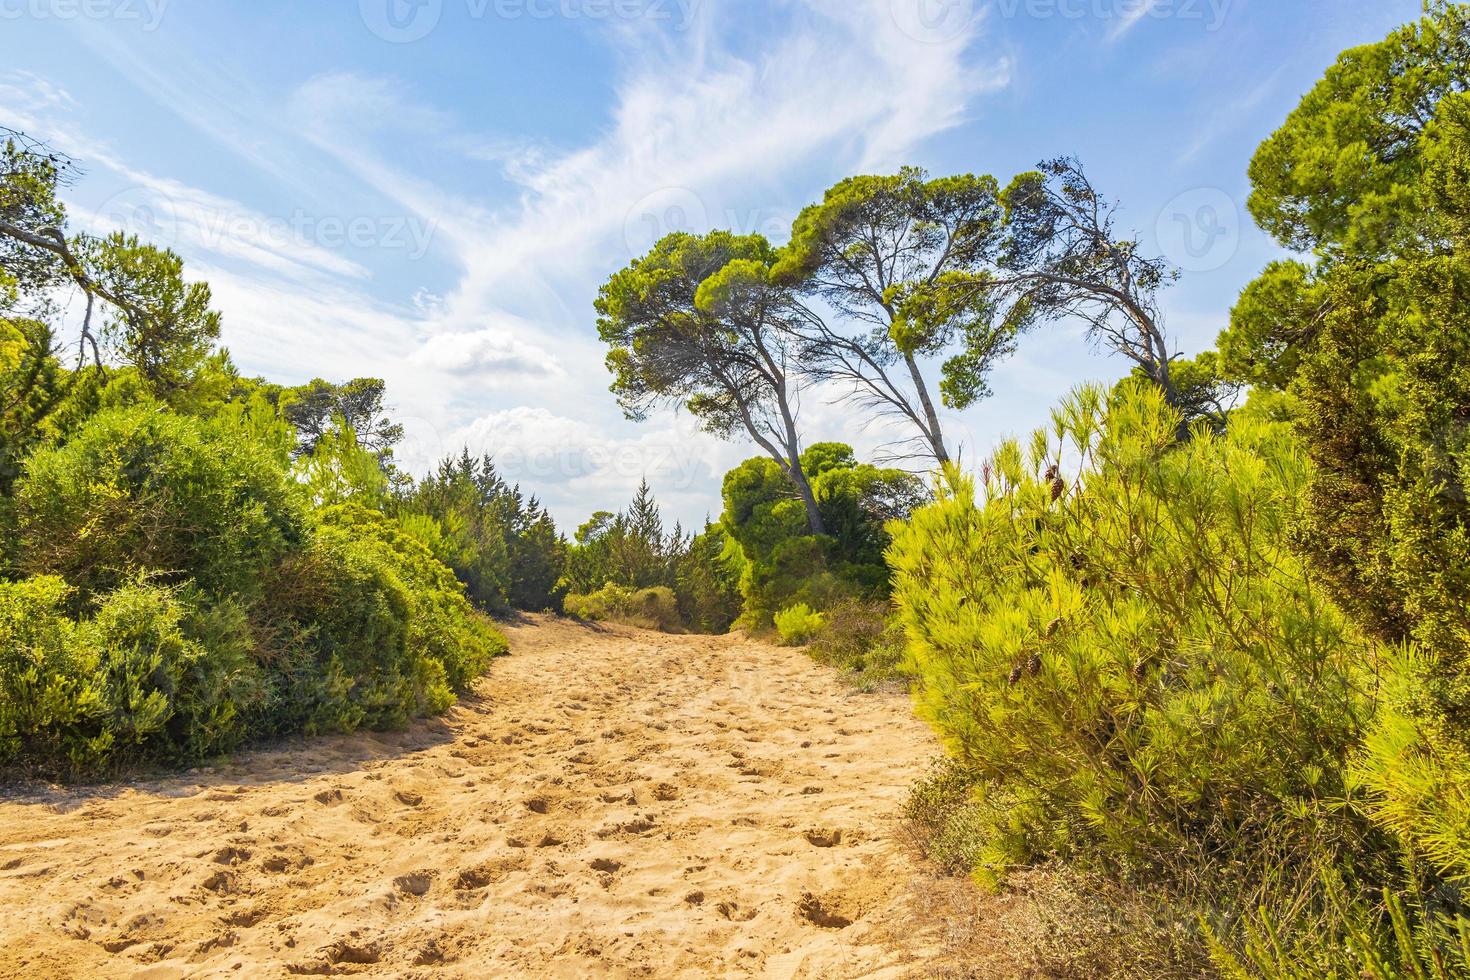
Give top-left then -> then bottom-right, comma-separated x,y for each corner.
10,0 -> 1013,526
410,324 -> 565,378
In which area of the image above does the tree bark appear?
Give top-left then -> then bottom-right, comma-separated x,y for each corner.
903,351 -> 950,465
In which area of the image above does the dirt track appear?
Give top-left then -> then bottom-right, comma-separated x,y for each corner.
0,616 -> 955,978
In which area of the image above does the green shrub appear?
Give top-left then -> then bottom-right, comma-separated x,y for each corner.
1219,7 -> 1470,917
0,576 -> 263,776
257,505 -> 504,736
316,504 -> 506,693
774,602 -> 825,646
719,444 -> 922,627
564,583 -> 682,633
889,382 -> 1385,946
15,403 -> 307,603
674,525 -> 742,634
806,599 -> 908,688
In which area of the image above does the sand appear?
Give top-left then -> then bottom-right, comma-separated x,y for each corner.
0,615 -> 958,978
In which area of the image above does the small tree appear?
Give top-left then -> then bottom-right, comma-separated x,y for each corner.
989,157 -> 1183,408
279,377 -> 404,464
0,130 -> 220,389
775,168 -> 1016,464
598,231 -> 826,533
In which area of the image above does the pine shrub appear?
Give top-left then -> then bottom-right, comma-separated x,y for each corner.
773,602 -> 826,646
889,382 -> 1386,937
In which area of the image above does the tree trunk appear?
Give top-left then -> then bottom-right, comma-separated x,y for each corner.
903,352 -> 950,465
787,457 -> 827,536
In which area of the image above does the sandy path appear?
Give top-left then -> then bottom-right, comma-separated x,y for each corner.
0,616 -> 946,978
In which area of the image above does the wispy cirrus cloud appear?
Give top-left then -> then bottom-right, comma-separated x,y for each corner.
9,0 -> 1011,523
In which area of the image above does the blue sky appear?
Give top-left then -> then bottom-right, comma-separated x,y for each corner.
1,0 -> 1423,528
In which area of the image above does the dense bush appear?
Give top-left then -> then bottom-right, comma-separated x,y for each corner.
0,132 -> 520,782
673,525 -> 743,635
257,504 -> 505,737
773,603 -> 825,646
564,584 -> 682,633
805,599 -> 908,689
0,576 -> 263,775
720,442 -> 923,627
890,382 -> 1391,956
16,403 -> 307,603
317,504 -> 506,692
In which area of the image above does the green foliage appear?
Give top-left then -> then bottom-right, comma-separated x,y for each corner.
296,418 -> 390,508
597,230 -> 779,434
257,504 -> 504,735
279,377 -> 404,465
564,584 -> 682,633
0,130 -> 72,306
317,504 -> 506,694
773,167 -> 1014,459
773,602 -> 825,646
562,479 -> 682,596
805,599 -> 909,689
0,129 -> 513,782
597,229 -> 826,532
0,318 -> 67,498
398,451 -> 566,615
673,524 -> 743,635
1208,879 -> 1470,980
15,403 -> 307,603
1217,8 -> 1470,927
720,442 -> 923,626
0,576 -> 263,775
1245,2 -> 1470,256
890,382 -> 1383,919
84,234 -> 221,391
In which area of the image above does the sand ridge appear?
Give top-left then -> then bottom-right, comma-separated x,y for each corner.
0,615 -> 945,978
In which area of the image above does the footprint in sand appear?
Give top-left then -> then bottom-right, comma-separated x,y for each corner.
716,900 -> 759,922
393,873 -> 433,897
